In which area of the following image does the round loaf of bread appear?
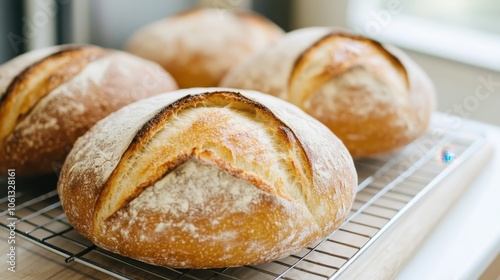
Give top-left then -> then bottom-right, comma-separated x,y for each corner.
221,27 -> 436,157
0,45 -> 178,176
57,88 -> 357,268
125,8 -> 284,88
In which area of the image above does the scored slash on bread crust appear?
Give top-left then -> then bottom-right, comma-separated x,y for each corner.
288,32 -> 422,156
288,32 -> 409,106
58,88 -> 358,268
0,45 -> 178,175
95,92 -> 311,225
0,46 -> 107,143
221,27 -> 436,157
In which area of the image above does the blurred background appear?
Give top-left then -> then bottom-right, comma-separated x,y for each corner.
1,0 -> 499,125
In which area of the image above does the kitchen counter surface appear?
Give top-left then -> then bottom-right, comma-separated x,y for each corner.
397,117 -> 500,280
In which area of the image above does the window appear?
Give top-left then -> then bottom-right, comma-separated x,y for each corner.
347,0 -> 500,71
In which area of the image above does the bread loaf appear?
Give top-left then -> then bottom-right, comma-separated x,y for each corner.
125,8 -> 284,88
57,88 -> 357,268
221,27 -> 436,157
0,45 -> 177,175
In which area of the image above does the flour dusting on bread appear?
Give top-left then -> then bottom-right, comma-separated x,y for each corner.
58,88 -> 357,268
131,159 -> 263,217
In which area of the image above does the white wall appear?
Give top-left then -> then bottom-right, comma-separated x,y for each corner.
407,50 -> 500,126
292,0 -> 349,29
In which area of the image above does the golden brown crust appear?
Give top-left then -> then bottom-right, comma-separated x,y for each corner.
58,88 -> 357,268
93,91 -> 311,231
0,46 -> 107,143
288,32 -> 423,156
289,33 -> 409,102
0,45 -> 178,175
221,27 -> 436,157
125,8 -> 284,88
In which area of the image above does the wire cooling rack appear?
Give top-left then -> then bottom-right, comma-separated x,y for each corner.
0,125 -> 488,280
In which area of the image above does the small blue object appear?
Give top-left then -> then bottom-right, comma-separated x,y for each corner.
441,148 -> 456,163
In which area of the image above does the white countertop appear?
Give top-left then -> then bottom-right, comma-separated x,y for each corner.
397,117 -> 500,279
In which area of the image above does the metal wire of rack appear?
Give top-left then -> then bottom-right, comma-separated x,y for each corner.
0,126 -> 487,280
